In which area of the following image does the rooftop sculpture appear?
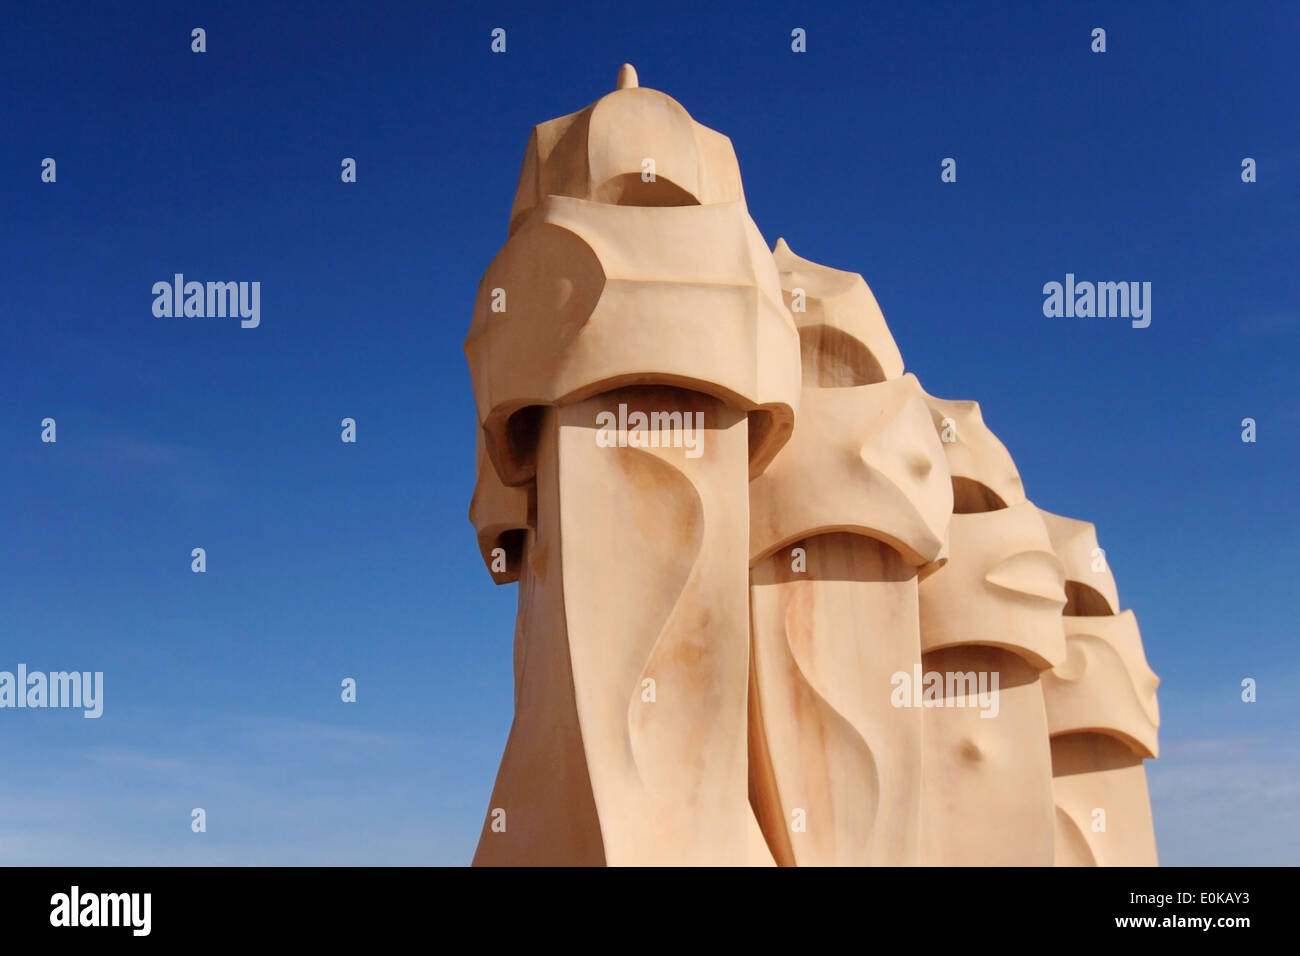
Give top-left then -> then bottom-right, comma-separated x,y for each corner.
465,66 -> 1159,866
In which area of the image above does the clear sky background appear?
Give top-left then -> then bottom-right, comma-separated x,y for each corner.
2,0 -> 1296,865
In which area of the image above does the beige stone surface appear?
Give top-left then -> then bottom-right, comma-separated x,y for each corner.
749,536 -> 925,865
750,373 -> 952,567
1051,733 -> 1159,866
474,391 -> 758,865
916,501 -> 1064,864
1039,510 -> 1120,615
744,239 -> 942,865
771,238 -> 905,385
918,501 -> 1068,670
924,397 -> 1027,512
466,66 -> 1159,866
468,431 -> 531,585
1044,610 -> 1160,758
508,66 -> 746,234
1038,509 -> 1160,866
912,391 -> 1067,865
466,197 -> 800,484
919,645 -> 1057,865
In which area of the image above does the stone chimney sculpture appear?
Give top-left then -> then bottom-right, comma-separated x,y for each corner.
465,66 -> 1159,866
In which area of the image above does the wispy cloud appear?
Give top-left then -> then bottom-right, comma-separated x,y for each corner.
1149,733 -> 1300,864
237,716 -> 407,750
0,715 -> 465,866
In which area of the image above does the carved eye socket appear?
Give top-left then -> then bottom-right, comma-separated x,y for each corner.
592,173 -> 701,207
797,324 -> 886,388
495,528 -> 527,575
950,476 -> 1008,514
1063,581 -> 1113,616
499,405 -> 547,483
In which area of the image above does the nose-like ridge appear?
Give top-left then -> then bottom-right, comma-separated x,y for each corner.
854,380 -> 953,562
750,376 -> 952,566
860,443 -> 936,480
984,550 -> 1068,606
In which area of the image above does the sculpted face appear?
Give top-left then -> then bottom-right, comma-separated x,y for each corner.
1038,509 -> 1160,759
1044,610 -> 1160,757
750,239 -> 951,569
468,75 -> 800,489
914,398 -> 1065,865
469,431 -> 532,585
918,500 -> 1068,671
471,72 -> 799,865
925,397 -> 1025,513
1036,509 -> 1160,866
468,68 -> 1160,867
750,373 -> 952,566
915,391 -> 1066,670
744,241 -> 949,866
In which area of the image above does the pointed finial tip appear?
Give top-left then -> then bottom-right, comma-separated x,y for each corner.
617,63 -> 639,89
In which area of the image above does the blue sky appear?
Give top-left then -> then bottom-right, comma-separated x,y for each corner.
1,0 -> 1296,865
